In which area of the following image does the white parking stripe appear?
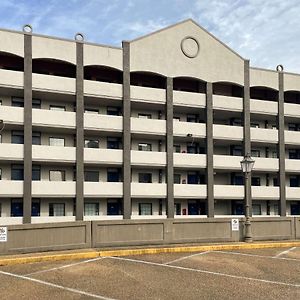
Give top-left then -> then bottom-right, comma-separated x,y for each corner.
108,256 -> 300,288
0,270 -> 116,300
25,257 -> 105,276
214,250 -> 300,262
274,247 -> 297,258
164,251 -> 210,265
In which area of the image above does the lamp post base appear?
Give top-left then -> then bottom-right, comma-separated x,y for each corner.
244,218 -> 253,243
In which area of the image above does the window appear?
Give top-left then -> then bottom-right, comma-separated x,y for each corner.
32,132 -> 41,145
11,199 -> 23,217
84,170 -> 99,182
32,99 -> 41,109
230,118 -> 242,126
138,173 -> 152,183
174,174 -> 181,184
50,105 -> 66,111
32,200 -> 40,216
12,97 -> 24,107
107,107 -> 121,116
84,203 -> 99,216
252,204 -> 262,215
49,203 -> 65,216
290,176 -> 300,187
187,114 -> 198,123
251,150 -> 260,157
49,170 -> 65,181
138,113 -> 152,119
107,168 -> 120,182
0,168 -> 2,180
138,143 -> 152,151
107,137 -> 121,149
49,137 -> 65,147
271,151 -> 278,158
231,146 -> 242,156
175,203 -> 181,215
12,131 -> 24,144
173,145 -> 181,153
84,139 -> 99,148
107,199 -> 121,215
273,177 -> 279,187
187,143 -> 197,154
187,172 -> 199,184
11,164 -> 24,180
251,177 -> 261,186
139,203 -> 152,215
32,165 -> 41,181
0,100 -> 2,105
250,123 -> 260,128
288,123 -> 300,131
85,108 -> 98,114
231,174 -> 244,185
291,203 -> 300,215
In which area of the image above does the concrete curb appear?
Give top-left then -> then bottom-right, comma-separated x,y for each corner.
1,241 -> 300,266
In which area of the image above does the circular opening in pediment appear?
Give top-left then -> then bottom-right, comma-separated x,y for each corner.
181,37 -> 199,58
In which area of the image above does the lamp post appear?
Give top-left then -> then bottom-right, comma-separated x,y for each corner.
240,153 -> 255,243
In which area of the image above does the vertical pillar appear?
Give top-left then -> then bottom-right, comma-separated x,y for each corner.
278,67 -> 286,216
23,25 -> 33,224
206,82 -> 214,217
122,41 -> 131,219
75,34 -> 84,221
243,59 -> 252,216
166,77 -> 174,218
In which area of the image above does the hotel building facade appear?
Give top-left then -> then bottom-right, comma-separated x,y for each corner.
0,19 -> 299,225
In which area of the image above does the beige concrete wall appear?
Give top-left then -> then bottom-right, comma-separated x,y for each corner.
250,68 -> 278,89
0,30 -> 24,57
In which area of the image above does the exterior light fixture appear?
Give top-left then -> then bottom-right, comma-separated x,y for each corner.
23,24 -> 32,33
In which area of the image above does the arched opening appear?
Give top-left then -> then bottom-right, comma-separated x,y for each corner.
130,71 -> 166,89
0,52 -> 23,72
213,82 -> 243,98
250,86 -> 278,102
84,65 -> 123,84
285,91 -> 300,104
173,77 -> 206,93
32,58 -> 76,78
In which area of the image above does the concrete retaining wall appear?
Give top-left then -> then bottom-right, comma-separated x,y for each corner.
0,218 -> 299,254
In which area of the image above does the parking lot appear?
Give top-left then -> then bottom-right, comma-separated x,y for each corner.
0,246 -> 299,299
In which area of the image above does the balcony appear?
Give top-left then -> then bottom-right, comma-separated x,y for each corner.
131,183 -> 166,198
84,80 -> 122,99
250,99 -> 277,115
32,109 -> 75,129
284,103 -> 300,118
173,91 -> 206,108
286,187 -> 300,200
286,159 -> 300,173
174,184 -> 206,199
252,186 -> 279,200
131,151 -> 166,167
84,182 -> 123,197
32,145 -> 75,163
285,131 -> 300,146
0,180 -> 23,197
131,85 -> 166,104
213,95 -> 242,112
84,114 -> 122,132
214,185 -> 243,199
32,73 -> 76,94
0,143 -> 23,161
251,128 -> 278,144
0,106 -> 23,125
213,125 -> 243,141
173,121 -> 206,138
32,181 -> 75,197
131,118 -> 166,135
0,69 -> 23,89
84,148 -> 122,165
174,153 -> 206,168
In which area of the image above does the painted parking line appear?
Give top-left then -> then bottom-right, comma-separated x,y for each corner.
0,270 -> 116,300
164,251 -> 210,265
108,256 -> 300,288
25,256 -> 106,277
274,247 -> 297,258
214,250 -> 300,262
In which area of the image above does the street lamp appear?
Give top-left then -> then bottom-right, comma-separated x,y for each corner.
240,153 -> 255,243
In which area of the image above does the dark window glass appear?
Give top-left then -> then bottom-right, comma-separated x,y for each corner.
187,114 -> 198,123
49,203 -> 65,216
290,176 -> 300,187
84,139 -> 99,148
12,131 -> 24,144
187,173 -> 198,184
173,145 -> 181,153
11,199 -> 23,217
107,169 -> 120,182
107,137 -> 121,149
107,200 -> 121,215
11,165 -> 24,180
139,203 -> 152,215
187,143 -> 197,154
32,165 -> 41,181
174,174 -> 181,184
32,200 -> 40,216
232,175 -> 244,185
107,107 -> 121,116
138,173 -> 152,183
32,99 -> 41,109
84,171 -> 99,182
32,132 -> 41,145
12,97 -> 24,107
251,177 -> 261,186
175,203 -> 181,215
273,177 -> 279,187
291,203 -> 300,215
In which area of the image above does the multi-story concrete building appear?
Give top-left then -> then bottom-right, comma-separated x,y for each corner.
0,19 -> 299,225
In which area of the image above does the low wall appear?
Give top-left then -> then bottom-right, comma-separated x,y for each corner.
0,218 -> 299,254
0,221 -> 91,254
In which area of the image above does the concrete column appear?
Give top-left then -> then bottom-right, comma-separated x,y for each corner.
166,77 -> 174,218
278,70 -> 286,216
243,59 -> 252,216
122,41 -> 131,219
23,27 -> 32,224
206,82 -> 214,217
75,36 -> 84,221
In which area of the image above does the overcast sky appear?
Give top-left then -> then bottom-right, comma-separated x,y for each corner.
0,0 -> 299,73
